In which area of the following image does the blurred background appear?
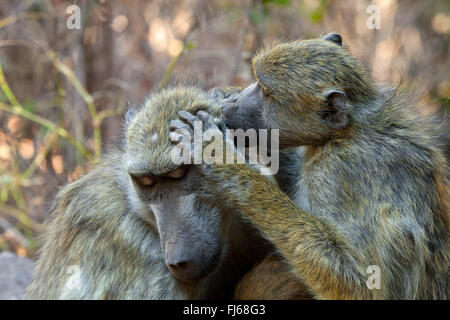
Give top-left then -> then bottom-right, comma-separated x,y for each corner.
0,0 -> 449,258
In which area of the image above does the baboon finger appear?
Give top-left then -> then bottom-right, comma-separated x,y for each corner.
197,111 -> 216,129
208,88 -> 222,101
170,119 -> 191,131
169,131 -> 184,143
178,111 -> 200,127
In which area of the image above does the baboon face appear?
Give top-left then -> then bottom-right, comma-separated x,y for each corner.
221,81 -> 268,132
125,87 -> 226,282
129,165 -> 224,282
222,34 -> 374,146
222,80 -> 348,147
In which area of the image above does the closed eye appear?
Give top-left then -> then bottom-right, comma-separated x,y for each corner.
130,166 -> 187,187
165,166 -> 188,179
131,174 -> 156,188
259,84 -> 271,98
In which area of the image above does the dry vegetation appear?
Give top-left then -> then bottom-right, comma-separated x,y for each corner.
0,0 -> 449,257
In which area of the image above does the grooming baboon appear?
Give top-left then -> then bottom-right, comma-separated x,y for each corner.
234,252 -> 312,300
27,86 -> 274,299
171,33 -> 449,299
233,147 -> 313,299
214,88 -> 314,299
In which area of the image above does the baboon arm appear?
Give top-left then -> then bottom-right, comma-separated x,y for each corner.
200,163 -> 373,299
234,253 -> 313,300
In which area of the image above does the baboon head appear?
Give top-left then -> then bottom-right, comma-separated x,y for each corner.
124,87 -> 225,282
222,33 -> 376,147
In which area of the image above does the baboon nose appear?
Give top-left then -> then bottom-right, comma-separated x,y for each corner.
167,259 -> 197,280
168,260 -> 190,271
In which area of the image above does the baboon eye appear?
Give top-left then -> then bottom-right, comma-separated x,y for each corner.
132,175 -> 156,188
165,166 -> 188,179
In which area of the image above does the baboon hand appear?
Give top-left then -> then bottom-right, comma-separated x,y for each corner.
183,110 -> 220,131
170,110 -> 220,140
208,87 -> 241,105
170,110 -> 231,166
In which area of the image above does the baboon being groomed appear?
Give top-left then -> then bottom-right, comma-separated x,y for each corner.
27,86 -> 277,299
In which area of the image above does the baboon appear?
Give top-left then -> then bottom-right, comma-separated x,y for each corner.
26,86 -> 274,299
213,88 -> 314,299
233,147 -> 313,299
170,33 -> 449,299
234,252 -> 312,300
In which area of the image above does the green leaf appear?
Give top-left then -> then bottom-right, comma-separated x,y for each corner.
262,0 -> 290,6
249,8 -> 262,24
185,42 -> 196,51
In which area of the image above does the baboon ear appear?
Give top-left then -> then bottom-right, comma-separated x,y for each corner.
322,33 -> 342,46
322,90 -> 348,129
